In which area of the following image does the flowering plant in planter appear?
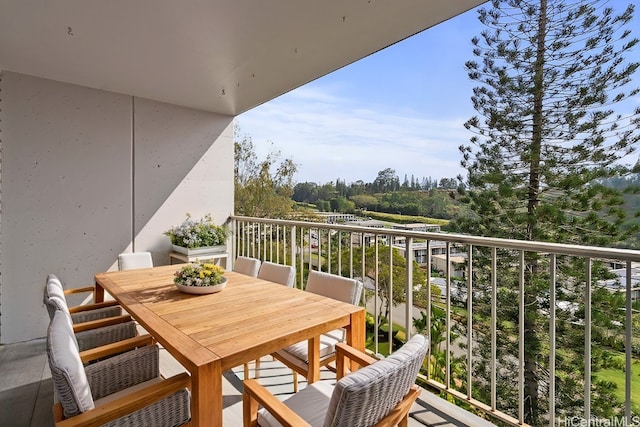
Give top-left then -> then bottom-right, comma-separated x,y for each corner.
164,213 -> 228,249
174,262 -> 226,287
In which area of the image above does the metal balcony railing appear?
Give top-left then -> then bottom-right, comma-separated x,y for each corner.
230,215 -> 640,427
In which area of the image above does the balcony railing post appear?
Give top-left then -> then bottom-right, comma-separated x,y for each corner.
584,258 -> 592,422
625,261 -> 632,426
405,236 -> 413,339
426,240 -> 432,382
491,247 -> 497,412
467,244 -> 473,399
549,254 -> 556,427
445,241 -> 451,389
519,250 -> 525,425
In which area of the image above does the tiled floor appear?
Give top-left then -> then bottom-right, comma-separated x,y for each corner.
0,338 -> 497,427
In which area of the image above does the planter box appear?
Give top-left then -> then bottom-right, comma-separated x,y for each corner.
172,245 -> 226,256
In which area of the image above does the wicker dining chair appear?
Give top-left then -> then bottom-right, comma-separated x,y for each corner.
45,277 -> 137,352
271,270 -> 363,392
233,256 -> 262,276
118,251 -> 154,270
47,309 -> 191,427
257,261 -> 296,287
44,273 -> 122,324
244,334 -> 429,427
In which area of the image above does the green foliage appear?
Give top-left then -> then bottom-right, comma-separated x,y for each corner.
328,243 -> 425,322
164,213 -> 228,248
234,125 -> 297,218
454,1 -> 640,424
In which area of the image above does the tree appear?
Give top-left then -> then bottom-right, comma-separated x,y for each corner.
234,126 -> 298,218
456,1 -> 640,424
373,168 -> 400,192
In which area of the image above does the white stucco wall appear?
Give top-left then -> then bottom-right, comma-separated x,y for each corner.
0,72 -> 234,343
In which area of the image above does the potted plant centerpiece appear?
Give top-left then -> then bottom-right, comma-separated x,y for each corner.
174,261 -> 227,294
164,213 -> 228,256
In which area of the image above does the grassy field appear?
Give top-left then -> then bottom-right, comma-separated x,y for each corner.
365,211 -> 450,226
593,356 -> 640,414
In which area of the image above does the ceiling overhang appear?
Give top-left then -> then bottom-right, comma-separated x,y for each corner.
0,1 -> 485,115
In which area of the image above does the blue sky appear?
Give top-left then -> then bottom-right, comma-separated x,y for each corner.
237,2 -> 640,185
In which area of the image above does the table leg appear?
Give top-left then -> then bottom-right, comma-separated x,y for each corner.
94,283 -> 105,303
191,360 -> 222,426
306,336 -> 320,384
346,310 -> 366,370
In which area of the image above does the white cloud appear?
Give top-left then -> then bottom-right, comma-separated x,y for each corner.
237,83 -> 470,184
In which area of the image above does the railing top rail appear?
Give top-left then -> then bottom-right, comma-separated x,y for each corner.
230,215 -> 640,262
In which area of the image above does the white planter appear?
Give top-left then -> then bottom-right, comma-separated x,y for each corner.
172,245 -> 226,256
175,278 -> 227,294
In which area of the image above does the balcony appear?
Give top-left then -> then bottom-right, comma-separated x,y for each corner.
230,215 -> 640,427
2,215 -> 638,427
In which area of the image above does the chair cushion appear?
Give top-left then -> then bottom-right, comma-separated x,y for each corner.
118,252 -> 153,270
305,271 -> 362,305
258,380 -> 334,427
47,310 -> 94,418
323,334 -> 428,427
281,329 -> 344,363
258,262 -> 296,287
233,256 -> 261,276
44,274 -> 64,302
45,277 -> 71,317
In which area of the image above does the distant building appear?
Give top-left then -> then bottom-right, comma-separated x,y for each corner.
598,262 -> 640,302
315,212 -> 357,223
392,223 -> 442,233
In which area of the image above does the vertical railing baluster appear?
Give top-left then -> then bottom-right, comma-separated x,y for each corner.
549,254 -> 556,427
262,223 -> 267,261
299,226 -> 304,287
327,228 -> 332,273
276,225 -> 280,264
349,232 -> 354,279
388,238 -> 394,351
491,247 -> 497,412
625,261 -> 632,426
445,241 -> 451,389
467,244 -> 473,397
289,226 -> 296,282
584,257 -> 592,422
268,225 -> 272,262
426,240 -> 432,381
360,233 -> 365,306
518,250 -> 525,425
405,236 -> 413,339
374,236 -> 380,355
307,227 -> 312,273
316,227 -> 321,272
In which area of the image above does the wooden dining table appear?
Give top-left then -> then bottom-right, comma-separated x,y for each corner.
94,264 -> 366,427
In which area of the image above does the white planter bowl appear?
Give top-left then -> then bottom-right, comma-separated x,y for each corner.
175,278 -> 227,294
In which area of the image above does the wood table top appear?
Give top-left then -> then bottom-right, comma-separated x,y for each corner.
95,264 -> 364,371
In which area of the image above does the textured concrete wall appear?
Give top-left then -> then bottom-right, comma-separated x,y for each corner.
0,72 -> 234,343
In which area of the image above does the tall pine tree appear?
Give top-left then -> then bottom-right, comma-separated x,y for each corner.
455,1 -> 639,424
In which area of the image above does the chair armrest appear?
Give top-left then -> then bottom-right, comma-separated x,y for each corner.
243,379 -> 311,427
64,286 -> 96,296
68,300 -> 119,314
72,315 -> 132,333
54,372 -> 191,427
79,334 -> 154,364
335,342 -> 378,379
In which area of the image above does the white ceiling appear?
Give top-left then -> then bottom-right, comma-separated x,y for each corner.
0,1 -> 485,115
